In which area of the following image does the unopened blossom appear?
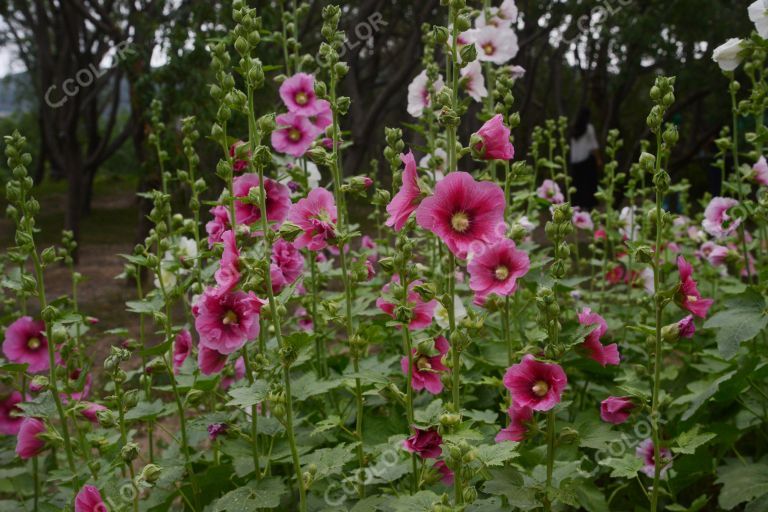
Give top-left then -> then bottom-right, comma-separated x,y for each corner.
507,65 -> 526,80
678,315 -> 696,339
206,205 -> 230,247
403,427 -> 443,459
433,460 -> 454,485
676,256 -> 714,318
460,60 -> 488,102
636,439 -> 672,478
578,308 -> 620,366
572,208 -> 594,230
702,197 -> 740,239
193,288 -> 265,355
230,140 -> 249,172
2,317 -> 52,373
468,238 -> 530,303
712,38 -> 744,72
503,354 -> 567,412
600,396 -> 634,424
748,0 -> 768,38
80,402 -> 107,424
415,171 -> 506,258
467,26 -> 519,65
401,336 -> 449,394
0,391 -> 23,435
270,239 -> 304,292
536,179 -> 564,204
75,485 -> 106,512
495,402 -> 533,442
233,174 -> 291,228
376,278 -> 437,330
407,70 -> 445,118
287,187 -> 338,250
472,114 -> 515,160
752,156 -> 768,185
15,417 -> 46,459
173,329 -> 192,373
198,346 -> 229,375
385,151 -> 422,231
208,423 -> 229,440
272,112 -> 320,157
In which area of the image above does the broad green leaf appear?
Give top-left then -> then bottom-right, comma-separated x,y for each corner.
704,288 -> 768,359
673,426 -> 717,455
212,478 -> 286,511
675,370 -> 738,421
474,443 -> 519,467
716,459 -> 768,510
290,374 -> 342,401
124,399 -> 167,421
388,491 -> 440,512
598,453 -> 643,479
301,443 -> 355,481
414,399 -> 444,426
226,380 -> 268,410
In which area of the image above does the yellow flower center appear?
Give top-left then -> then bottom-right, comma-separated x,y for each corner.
451,212 -> 470,233
222,310 -> 238,325
532,380 -> 549,397
483,43 -> 495,55
295,92 -> 308,105
27,337 -> 41,350
416,356 -> 432,371
289,128 -> 302,141
494,266 -> 509,281
687,295 -> 697,302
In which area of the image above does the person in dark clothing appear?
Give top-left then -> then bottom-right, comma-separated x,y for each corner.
570,108 -> 602,210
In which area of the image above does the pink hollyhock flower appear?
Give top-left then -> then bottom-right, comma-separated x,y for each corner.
460,60 -> 488,102
666,242 -> 681,254
221,357 -> 246,390
206,205 -> 231,247
403,427 -> 443,459
296,307 -> 313,332
80,402 -> 107,424
361,235 -> 376,251
753,156 -> 768,185
600,396 -> 634,424
15,417 -> 45,459
678,315 -> 696,339
466,26 -> 519,64
433,460 -> 454,485
230,141 -> 250,173
233,174 -> 291,227
173,329 -> 192,373
215,230 -> 240,294
415,171 -> 506,258
537,179 -> 564,204
572,208 -> 594,230
193,288 -> 265,355
503,354 -> 567,412
468,239 -> 530,303
208,422 -> 229,440
707,244 -> 730,267
2,317 -> 52,373
385,151 -> 422,231
636,439 -> 672,478
407,70 -> 445,118
507,65 -> 526,80
495,402 -> 534,442
376,278 -> 437,330
473,114 -> 514,161
270,239 -> 304,292
401,336 -> 449,394
0,391 -> 24,435
272,112 -> 320,157
198,346 -> 229,375
578,308 -> 620,367
676,256 -> 714,318
279,73 -> 325,116
307,99 -> 333,133
75,485 -> 106,512
287,187 -> 338,250
65,369 -> 92,401
606,264 -> 625,285
702,197 -> 740,239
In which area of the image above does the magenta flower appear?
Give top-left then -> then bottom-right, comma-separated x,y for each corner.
401,336 -> 449,394
15,417 -> 45,459
80,402 -> 107,424
495,402 -> 534,442
415,171 -> 506,258
233,174 -> 291,228
636,438 -> 672,478
468,238 -> 530,303
434,461 -> 454,485
193,288 -> 265,355
279,73 -> 325,116
307,99 -> 333,133
198,346 -> 229,375
173,329 -> 192,374
376,277 -> 437,330
215,230 -> 241,294
230,141 -> 250,173
473,114 -> 514,160
707,244 -> 730,267
537,179 -> 564,204
503,354 -> 567,412
577,308 -> 620,367
676,256 -> 713,318
221,357 -> 246,390
208,422 -> 229,440
271,112 -> 320,157
2,317 -> 52,373
678,315 -> 696,339
600,396 -> 635,424
65,368 -> 92,401
206,205 -> 231,247
752,156 -> 768,185
385,151 -> 422,231
270,239 -> 305,292
572,208 -> 594,230
0,391 -> 23,435
702,197 -> 740,239
287,187 -> 338,251
75,485 -> 106,512
403,427 -> 443,459
296,307 -> 313,332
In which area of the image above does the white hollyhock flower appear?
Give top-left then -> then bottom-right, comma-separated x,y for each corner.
460,60 -> 488,102
475,0 -> 518,28
506,65 -> 526,80
177,236 -> 198,262
618,206 -> 640,242
407,70 -> 445,118
749,0 -> 768,38
712,38 -> 744,72
465,26 -> 519,65
434,295 -> 467,329
419,148 -> 448,182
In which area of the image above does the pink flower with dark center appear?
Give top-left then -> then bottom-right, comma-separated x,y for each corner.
433,460 -> 454,485
287,187 -> 338,251
537,179 -> 564,204
233,174 -> 291,228
75,485 -> 106,512
678,315 -> 696,339
206,205 -> 231,247
221,357 -> 246,390
503,354 -> 567,411
676,256 -> 713,318
307,99 -> 333,133
0,391 -> 23,435
385,151 -> 422,231
230,141 -> 250,173
468,239 -> 530,303
702,197 -> 740,239
193,288 -> 265,355
215,230 -> 241,294
577,308 -> 620,367
401,336 -> 449,394
753,156 -> 768,185
636,438 -> 672,478
600,396 -> 634,424
80,402 -> 107,424
415,171 -> 506,258
407,70 -> 445,118
198,346 -> 229,375
15,417 -> 45,459
403,427 -> 443,459
606,265 -> 625,285
2,317 -> 52,374
572,208 -> 594,230
460,60 -> 488,102
473,114 -> 514,161
272,112 -> 320,157
65,369 -> 92,401
376,278 -> 437,330
173,329 -> 192,374
466,26 -> 519,64
495,402 -> 534,442
270,239 -> 304,292
279,73 -> 325,116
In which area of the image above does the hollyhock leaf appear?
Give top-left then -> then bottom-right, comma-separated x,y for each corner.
573,479 -> 610,512
0,363 -> 28,373
482,468 -> 538,508
125,399 -> 169,421
474,443 -> 519,466
212,477 -> 287,511
704,288 -> 768,359
414,399 -> 444,425
290,374 -> 343,401
598,454 -> 643,479
126,297 -> 164,314
389,491 -> 441,512
257,416 -> 285,437
350,497 -> 391,511
226,380 -> 269,410
673,426 -> 717,455
16,394 -> 56,417
463,409 -> 499,425
715,459 -> 768,510
301,443 -> 355,481
666,496 -> 708,512
676,370 -> 738,421
368,460 -> 411,485
745,494 -> 768,512
443,425 -> 484,444
311,415 -> 342,436
576,417 -> 619,450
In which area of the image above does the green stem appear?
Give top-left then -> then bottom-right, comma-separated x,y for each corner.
241,347 -> 261,479
650,130 -> 664,512
544,410 -> 556,511
729,76 -> 753,281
